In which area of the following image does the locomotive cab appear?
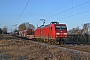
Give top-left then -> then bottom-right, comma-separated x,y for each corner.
55,25 -> 67,38
55,24 -> 68,44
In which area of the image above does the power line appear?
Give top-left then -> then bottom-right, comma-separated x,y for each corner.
59,3 -> 90,18
45,0 -> 72,16
36,0 -> 72,25
36,0 -> 72,23
15,0 -> 30,24
45,0 -> 90,19
59,9 -> 90,20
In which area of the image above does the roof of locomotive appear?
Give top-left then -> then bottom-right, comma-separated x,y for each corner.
50,22 -> 59,24
37,22 -> 66,29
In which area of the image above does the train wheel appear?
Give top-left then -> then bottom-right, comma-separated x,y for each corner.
58,39 -> 66,45
55,41 -> 60,45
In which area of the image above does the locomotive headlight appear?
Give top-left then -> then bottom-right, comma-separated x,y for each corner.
56,33 -> 60,35
63,33 -> 67,35
56,36 -> 58,37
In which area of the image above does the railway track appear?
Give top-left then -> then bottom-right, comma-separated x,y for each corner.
0,34 -> 90,60
15,35 -> 90,53
31,37 -> 90,52
33,40 -> 90,53
1,34 -> 90,53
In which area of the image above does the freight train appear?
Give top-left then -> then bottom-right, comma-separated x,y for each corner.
14,29 -> 34,39
14,22 -> 68,44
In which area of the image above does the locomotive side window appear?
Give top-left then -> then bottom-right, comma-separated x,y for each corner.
55,26 -> 67,30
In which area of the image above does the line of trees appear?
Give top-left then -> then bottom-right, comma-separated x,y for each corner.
14,22 -> 35,32
0,28 -> 2,34
0,22 -> 35,34
68,23 -> 90,44
0,26 -> 8,34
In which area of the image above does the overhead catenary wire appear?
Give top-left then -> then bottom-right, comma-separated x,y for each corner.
45,0 -> 90,19
58,9 -> 90,20
15,0 -> 30,24
45,0 -> 72,16
59,2 -> 90,19
36,0 -> 72,26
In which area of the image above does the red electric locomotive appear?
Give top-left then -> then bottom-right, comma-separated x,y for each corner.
35,22 -> 68,44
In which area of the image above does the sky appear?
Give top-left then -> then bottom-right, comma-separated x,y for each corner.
0,0 -> 90,32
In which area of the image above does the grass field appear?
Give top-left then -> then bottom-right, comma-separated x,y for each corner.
0,34 -> 90,60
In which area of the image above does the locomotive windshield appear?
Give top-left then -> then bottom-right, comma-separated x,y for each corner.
55,26 -> 67,30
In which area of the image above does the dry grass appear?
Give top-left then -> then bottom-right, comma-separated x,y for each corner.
0,40 -> 90,60
62,45 -> 90,52
0,34 -> 90,60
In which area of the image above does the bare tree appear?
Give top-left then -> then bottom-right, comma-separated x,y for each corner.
18,23 -> 26,31
68,26 -> 81,35
0,28 -> 2,34
28,24 -> 35,30
18,22 -> 35,31
82,23 -> 90,34
2,26 -> 7,34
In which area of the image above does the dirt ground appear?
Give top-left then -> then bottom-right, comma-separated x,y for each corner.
0,34 -> 90,60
